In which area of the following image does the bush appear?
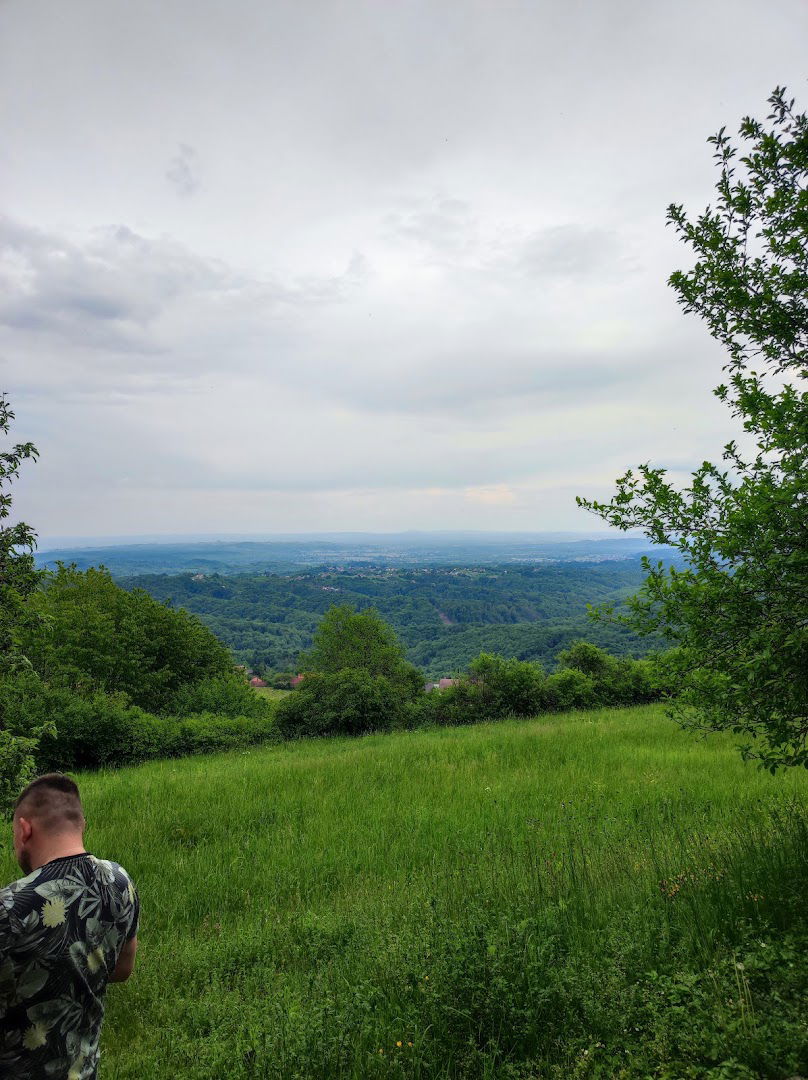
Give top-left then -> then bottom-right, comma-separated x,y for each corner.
609,656 -> 660,705
556,641 -> 662,707
0,672 -> 276,771
411,680 -> 482,727
410,656 -> 547,729
168,673 -> 273,719
468,653 -> 546,719
34,690 -> 178,770
269,672 -> 296,690
275,670 -> 404,739
0,729 -> 39,817
174,713 -> 278,755
556,640 -> 615,680
541,668 -> 596,711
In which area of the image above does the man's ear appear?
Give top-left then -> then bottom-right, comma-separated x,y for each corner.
16,816 -> 33,843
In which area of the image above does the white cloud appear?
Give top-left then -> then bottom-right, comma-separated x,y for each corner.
1,0 -> 805,536
166,144 -> 201,198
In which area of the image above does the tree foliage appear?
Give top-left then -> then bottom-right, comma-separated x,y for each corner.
0,394 -> 49,813
275,669 -> 404,739
467,652 -> 547,718
300,603 -> 423,699
132,563 -> 659,678
419,646 -> 659,726
578,88 -> 808,769
21,564 -> 237,714
280,604 -> 424,736
0,394 -> 39,674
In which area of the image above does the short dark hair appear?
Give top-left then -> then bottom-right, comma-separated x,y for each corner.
14,774 -> 85,831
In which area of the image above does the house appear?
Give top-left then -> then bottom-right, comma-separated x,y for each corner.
249,676 -> 268,688
290,674 -> 305,688
425,678 -> 458,692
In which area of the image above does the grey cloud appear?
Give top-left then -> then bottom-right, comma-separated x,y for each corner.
0,218 -> 227,350
166,144 -> 201,197
0,218 -> 367,365
0,209 -> 703,442
15,390 -> 497,499
509,225 -> 633,281
325,350 -> 643,418
382,196 -> 477,256
4,0 -> 805,535
380,200 -> 636,286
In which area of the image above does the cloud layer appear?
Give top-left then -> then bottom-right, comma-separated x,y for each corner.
1,0 -> 805,537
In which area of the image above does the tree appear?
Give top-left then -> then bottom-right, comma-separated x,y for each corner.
578,88 -> 807,769
556,641 -> 615,681
275,669 -> 404,739
467,653 -> 546,718
300,604 -> 423,699
20,564 -> 237,714
0,394 -> 49,812
0,394 -> 39,673
556,641 -> 658,706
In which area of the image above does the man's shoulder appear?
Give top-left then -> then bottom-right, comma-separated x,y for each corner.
0,868 -> 43,911
0,870 -> 45,946
86,857 -> 139,922
87,855 -> 136,888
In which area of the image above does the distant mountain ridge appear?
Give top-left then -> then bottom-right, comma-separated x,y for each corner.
36,533 -> 672,578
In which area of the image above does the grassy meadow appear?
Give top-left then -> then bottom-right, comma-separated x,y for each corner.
254,686 -> 291,701
2,705 -> 806,1078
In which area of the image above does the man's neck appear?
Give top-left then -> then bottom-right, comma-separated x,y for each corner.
30,837 -> 87,872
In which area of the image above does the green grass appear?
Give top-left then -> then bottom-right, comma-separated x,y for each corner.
3,705 -> 806,1078
254,686 -> 291,700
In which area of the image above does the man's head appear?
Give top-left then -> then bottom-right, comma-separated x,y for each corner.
13,774 -> 85,874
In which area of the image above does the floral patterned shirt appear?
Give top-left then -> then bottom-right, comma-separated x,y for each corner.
0,853 -> 139,1080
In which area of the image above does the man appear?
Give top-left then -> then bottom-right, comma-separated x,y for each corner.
0,774 -> 139,1079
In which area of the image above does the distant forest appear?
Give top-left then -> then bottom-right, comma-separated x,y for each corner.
125,561 -> 664,678
37,534 -> 673,576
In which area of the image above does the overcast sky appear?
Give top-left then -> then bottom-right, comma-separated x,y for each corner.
2,0 -> 806,541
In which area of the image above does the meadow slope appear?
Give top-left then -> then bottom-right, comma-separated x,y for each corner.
3,706 -> 805,1079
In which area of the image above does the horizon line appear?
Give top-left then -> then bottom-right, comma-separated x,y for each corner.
36,528 -> 649,553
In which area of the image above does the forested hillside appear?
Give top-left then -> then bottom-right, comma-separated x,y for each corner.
126,561 -> 663,676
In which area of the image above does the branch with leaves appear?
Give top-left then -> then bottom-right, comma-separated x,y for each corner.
578,88 -> 808,770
